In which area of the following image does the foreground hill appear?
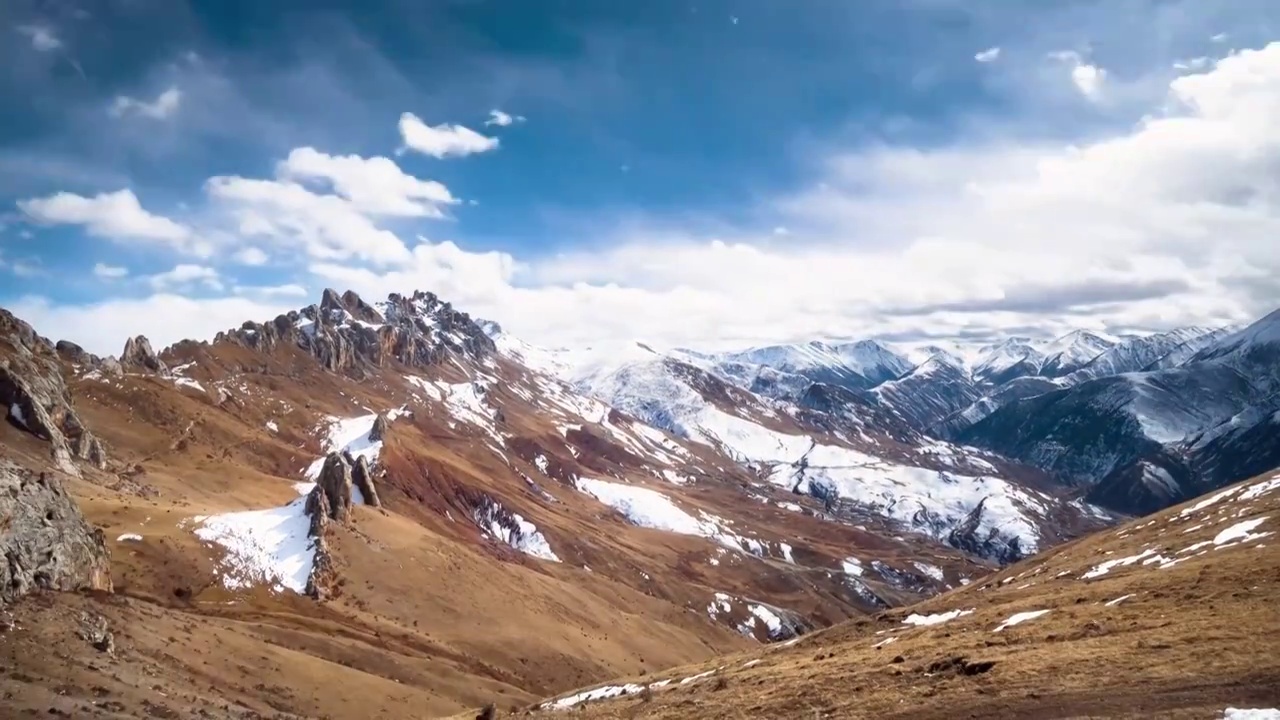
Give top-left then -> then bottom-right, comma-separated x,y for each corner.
519,469 -> 1280,719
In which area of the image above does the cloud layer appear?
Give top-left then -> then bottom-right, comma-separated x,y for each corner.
7,30 -> 1280,357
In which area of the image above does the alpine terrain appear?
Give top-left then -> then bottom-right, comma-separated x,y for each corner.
1,291 -> 1277,719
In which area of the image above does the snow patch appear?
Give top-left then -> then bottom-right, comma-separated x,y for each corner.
993,609 -> 1051,632
903,608 -> 973,627
192,496 -> 316,594
116,533 -> 143,542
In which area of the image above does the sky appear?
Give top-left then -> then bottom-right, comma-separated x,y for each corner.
3,0 -> 1280,356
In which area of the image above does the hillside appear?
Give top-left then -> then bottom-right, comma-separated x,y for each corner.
520,469 -> 1280,719
0,289 -> 1276,719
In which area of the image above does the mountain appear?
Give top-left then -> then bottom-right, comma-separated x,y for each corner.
0,288 -> 1115,718
529,338 -> 1109,564
971,337 -> 1045,385
962,307 -> 1280,515
871,355 -> 984,433
2,288 -> 1276,719
712,339 -> 914,392
1035,329 -> 1120,378
1064,327 -> 1217,384
528,468 -> 1280,718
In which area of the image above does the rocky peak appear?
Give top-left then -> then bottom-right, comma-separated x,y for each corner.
120,335 -> 167,374
211,288 -> 495,378
0,309 -> 108,475
1,459 -> 112,606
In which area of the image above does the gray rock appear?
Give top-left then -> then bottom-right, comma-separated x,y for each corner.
351,455 -> 381,508
314,453 -> 354,522
120,335 -> 167,374
1,309 -> 108,475
0,459 -> 112,607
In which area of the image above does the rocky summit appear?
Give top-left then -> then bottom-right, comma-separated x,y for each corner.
0,289 -> 1276,719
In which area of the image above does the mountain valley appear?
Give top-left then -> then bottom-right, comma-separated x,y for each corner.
1,289 -> 1277,719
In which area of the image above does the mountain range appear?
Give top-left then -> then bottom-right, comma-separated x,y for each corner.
1,288 -> 1277,718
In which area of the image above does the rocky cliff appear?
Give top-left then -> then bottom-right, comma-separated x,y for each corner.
0,309 -> 107,475
0,459 -> 112,606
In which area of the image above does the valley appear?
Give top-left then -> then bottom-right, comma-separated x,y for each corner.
2,289 -> 1278,718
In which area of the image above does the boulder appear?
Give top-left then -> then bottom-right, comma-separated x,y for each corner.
0,459 -> 112,606
314,453 -> 354,522
369,413 -> 390,442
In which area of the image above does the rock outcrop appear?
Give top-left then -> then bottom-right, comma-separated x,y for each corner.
212,288 -> 496,377
314,453 -> 355,523
369,413 -> 389,442
120,335 -> 167,373
1,459 -> 112,606
1,309 -> 108,474
351,455 -> 382,508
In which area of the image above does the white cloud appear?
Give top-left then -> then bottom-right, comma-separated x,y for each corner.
484,109 -> 525,127
17,189 -> 206,254
0,250 -> 42,278
277,146 -> 457,217
1211,33 -> 1229,43
1050,50 -> 1107,100
148,264 -> 222,291
232,247 -> 270,266
296,42 -> 1280,350
397,112 -> 499,158
92,263 -> 129,279
205,175 -> 411,266
20,41 -> 1280,356
1174,57 -> 1212,71
7,294 -> 297,355
235,283 -> 309,298
16,24 -> 61,52
975,47 -> 1001,63
109,87 -> 182,120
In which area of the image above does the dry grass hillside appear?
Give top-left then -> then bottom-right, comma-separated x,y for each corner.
516,469 -> 1280,719
0,309 -> 1012,718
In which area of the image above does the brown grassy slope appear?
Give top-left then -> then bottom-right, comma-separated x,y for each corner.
515,469 -> 1280,720
0,336 -> 985,718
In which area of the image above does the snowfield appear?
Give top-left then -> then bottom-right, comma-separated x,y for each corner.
192,483 -> 318,594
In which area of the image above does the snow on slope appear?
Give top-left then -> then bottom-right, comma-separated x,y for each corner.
575,477 -> 774,558
572,356 -> 1063,557
192,483 -> 317,594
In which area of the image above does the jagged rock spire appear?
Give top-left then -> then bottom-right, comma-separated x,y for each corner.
120,335 -> 167,374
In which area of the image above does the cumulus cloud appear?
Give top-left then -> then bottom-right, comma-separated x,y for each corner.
235,283 -> 309,298
17,189 -> 206,254
92,263 -> 129,279
16,24 -> 61,52
277,146 -> 457,217
205,175 -> 412,266
975,47 -> 1001,63
7,294 -> 297,355
148,263 -> 222,291
19,41 -> 1280,355
109,88 -> 182,120
484,109 -> 525,127
397,112 -> 499,158
1050,50 -> 1106,100
232,246 -> 269,266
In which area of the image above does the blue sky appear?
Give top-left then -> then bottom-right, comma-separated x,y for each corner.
3,0 -> 1280,355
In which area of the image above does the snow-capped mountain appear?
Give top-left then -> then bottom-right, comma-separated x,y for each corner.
489,331 -> 1110,563
871,355 -> 983,432
1064,327 -> 1218,384
971,338 -> 1046,385
961,307 -> 1280,515
1035,330 -> 1120,379
712,339 -> 914,392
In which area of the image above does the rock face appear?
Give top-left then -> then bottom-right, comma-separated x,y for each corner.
120,335 -> 167,374
314,453 -> 355,523
369,413 -> 389,442
0,459 -> 112,606
351,455 -> 382,508
301,449 -> 384,599
212,288 -> 496,377
0,309 -> 108,474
